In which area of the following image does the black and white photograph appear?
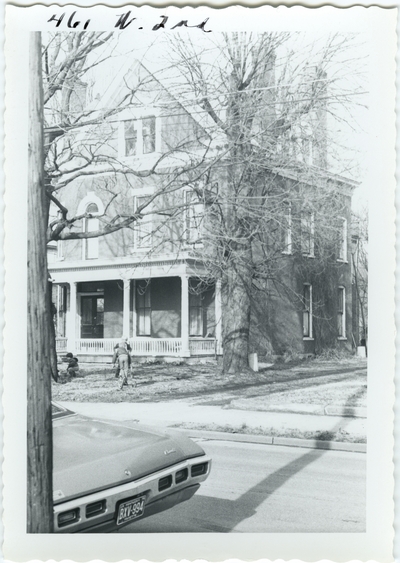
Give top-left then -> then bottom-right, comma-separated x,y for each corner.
3,4 -> 396,562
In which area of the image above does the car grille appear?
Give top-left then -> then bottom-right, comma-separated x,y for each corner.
54,455 -> 211,532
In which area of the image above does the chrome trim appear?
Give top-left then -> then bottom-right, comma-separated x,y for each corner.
53,454 -> 211,532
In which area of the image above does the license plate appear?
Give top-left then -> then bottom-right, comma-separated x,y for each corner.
116,495 -> 146,525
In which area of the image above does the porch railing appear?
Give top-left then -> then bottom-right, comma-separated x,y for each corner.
130,338 -> 182,356
55,337 -> 68,353
59,337 -> 219,357
72,338 -> 183,356
75,339 -> 120,354
189,338 -> 216,355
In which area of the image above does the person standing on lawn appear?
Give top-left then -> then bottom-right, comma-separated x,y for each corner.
113,340 -> 131,389
113,337 -> 132,378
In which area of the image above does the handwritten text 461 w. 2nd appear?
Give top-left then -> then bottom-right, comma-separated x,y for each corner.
47,11 -> 212,33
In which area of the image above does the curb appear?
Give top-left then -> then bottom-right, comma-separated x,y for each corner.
177,428 -> 367,453
59,401 -> 367,453
324,405 -> 367,418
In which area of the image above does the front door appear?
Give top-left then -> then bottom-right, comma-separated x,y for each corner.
81,296 -> 104,338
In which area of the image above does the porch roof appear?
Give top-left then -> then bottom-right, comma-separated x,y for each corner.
48,252 -> 210,284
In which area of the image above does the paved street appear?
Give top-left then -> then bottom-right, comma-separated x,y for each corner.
119,439 -> 366,533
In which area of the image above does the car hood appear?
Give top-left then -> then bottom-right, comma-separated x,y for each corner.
53,414 -> 204,504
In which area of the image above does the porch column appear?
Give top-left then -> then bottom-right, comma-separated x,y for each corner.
215,279 -> 222,355
66,282 -> 77,353
122,278 -> 130,338
56,285 -> 62,337
132,280 -> 137,337
181,275 -> 190,357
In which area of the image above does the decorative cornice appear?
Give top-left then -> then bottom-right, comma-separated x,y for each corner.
48,256 -> 202,274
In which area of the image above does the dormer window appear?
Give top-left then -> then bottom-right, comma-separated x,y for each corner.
142,117 -> 156,154
124,120 -> 138,156
121,115 -> 157,157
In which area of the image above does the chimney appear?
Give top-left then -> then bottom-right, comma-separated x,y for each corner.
299,65 -> 328,169
69,79 -> 88,116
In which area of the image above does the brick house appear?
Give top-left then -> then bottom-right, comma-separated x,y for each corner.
47,59 -> 356,362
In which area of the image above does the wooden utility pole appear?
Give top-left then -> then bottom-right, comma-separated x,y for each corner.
27,31 -> 54,533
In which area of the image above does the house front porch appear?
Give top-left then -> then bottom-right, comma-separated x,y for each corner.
50,255 -> 223,363
56,336 -> 220,362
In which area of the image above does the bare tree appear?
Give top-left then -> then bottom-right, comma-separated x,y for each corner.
162,32 -> 363,371
47,31 -> 363,374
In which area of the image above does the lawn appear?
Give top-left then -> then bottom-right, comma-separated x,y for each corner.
52,356 -> 367,411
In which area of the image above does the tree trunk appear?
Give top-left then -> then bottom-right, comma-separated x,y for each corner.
48,279 -> 59,381
27,31 -> 54,533
221,266 -> 251,374
44,155 -> 60,383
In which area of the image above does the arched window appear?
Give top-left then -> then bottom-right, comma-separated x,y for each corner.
77,193 -> 104,261
84,203 -> 99,260
86,203 -> 99,214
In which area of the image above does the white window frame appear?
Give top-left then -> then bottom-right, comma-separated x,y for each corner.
84,215 -> 100,260
303,283 -> 313,340
184,189 -> 204,246
337,286 -> 347,339
133,194 -> 153,249
123,119 -> 139,156
281,202 -> 292,255
337,217 -> 348,262
189,286 -> 204,337
77,193 -> 105,261
301,211 -> 315,258
118,113 -> 161,159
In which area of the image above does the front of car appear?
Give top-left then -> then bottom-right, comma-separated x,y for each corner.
52,403 -> 211,533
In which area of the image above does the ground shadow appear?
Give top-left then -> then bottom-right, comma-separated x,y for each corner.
138,366 -> 366,404
121,391 -> 365,533
121,390 -> 366,533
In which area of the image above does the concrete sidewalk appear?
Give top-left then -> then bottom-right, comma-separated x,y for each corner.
59,400 -> 367,452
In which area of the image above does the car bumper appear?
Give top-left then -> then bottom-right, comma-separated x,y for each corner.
53,455 -> 211,533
